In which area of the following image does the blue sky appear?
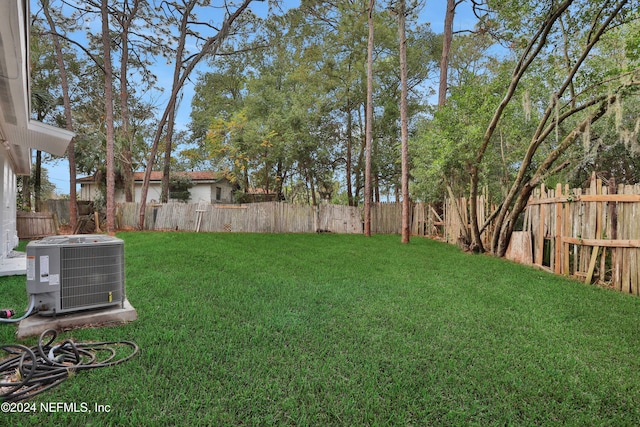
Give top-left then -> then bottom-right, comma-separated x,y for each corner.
40,0 -> 477,196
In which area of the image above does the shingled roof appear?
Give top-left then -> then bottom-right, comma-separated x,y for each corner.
132,171 -> 226,182
78,171 -> 228,183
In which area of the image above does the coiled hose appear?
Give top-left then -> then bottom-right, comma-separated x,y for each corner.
0,329 -> 139,402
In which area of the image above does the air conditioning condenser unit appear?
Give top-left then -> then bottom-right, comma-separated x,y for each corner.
26,235 -> 125,316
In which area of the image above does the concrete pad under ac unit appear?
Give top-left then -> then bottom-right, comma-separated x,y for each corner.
16,298 -> 137,339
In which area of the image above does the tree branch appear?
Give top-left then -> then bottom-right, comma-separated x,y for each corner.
40,30 -> 106,74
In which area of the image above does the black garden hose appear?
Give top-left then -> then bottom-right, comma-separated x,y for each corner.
0,329 -> 139,402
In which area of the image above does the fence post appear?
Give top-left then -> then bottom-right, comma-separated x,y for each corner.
554,184 -> 563,275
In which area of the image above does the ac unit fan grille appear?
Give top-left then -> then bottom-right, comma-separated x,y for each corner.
60,245 -> 124,311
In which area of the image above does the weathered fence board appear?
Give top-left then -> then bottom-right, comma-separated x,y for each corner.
443,192 -> 495,247
411,203 -> 443,237
115,201 -> 442,238
17,212 -> 57,239
370,203 -> 402,235
318,204 -> 363,234
116,202 -> 363,234
522,174 -> 640,295
43,199 -> 70,225
441,176 -> 640,295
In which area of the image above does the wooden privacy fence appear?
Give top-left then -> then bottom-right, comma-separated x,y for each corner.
412,203 -> 444,237
116,201 -> 444,236
43,199 -> 71,225
117,202 -> 363,234
17,211 -> 57,239
522,176 -> 640,295
443,193 -> 495,247
370,202 -> 444,237
441,177 -> 640,295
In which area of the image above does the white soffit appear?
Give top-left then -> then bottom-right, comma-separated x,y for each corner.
0,0 -> 73,175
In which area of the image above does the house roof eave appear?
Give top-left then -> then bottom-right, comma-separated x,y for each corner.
0,0 -> 73,175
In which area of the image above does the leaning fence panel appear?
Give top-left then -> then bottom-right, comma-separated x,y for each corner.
521,175 -> 640,295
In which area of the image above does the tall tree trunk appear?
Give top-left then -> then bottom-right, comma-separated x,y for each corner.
398,0 -> 410,243
34,151 -> 42,211
102,0 -> 116,233
438,0 -> 455,107
353,123 -> 366,205
494,93 -> 620,256
364,0 -> 374,237
138,0 -> 253,229
469,0 -> 575,253
23,176 -> 31,210
161,103 -> 177,203
118,0 -> 140,203
275,160 -> 285,200
243,160 -> 250,198
264,158 -> 270,195
161,2 -> 186,205
42,0 -> 77,229
488,0 -> 629,255
346,104 -> 354,206
122,142 -> 134,202
307,165 -> 317,207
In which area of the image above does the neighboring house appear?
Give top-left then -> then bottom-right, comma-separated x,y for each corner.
78,171 -> 238,204
0,0 -> 74,275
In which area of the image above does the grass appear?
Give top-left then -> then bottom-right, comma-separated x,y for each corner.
2,232 -> 640,425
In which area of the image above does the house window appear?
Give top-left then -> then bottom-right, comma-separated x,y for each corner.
215,187 -> 222,201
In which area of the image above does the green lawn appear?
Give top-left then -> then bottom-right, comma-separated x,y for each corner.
2,232 -> 640,425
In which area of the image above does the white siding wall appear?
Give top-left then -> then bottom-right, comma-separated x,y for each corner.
79,182 -> 101,202
133,183 -> 163,204
187,183 -> 234,203
82,180 -> 235,204
215,184 -> 234,204
0,153 -> 19,260
132,182 -> 235,204
190,185 -> 212,203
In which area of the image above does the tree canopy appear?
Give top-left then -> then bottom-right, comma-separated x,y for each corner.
31,0 -> 640,248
